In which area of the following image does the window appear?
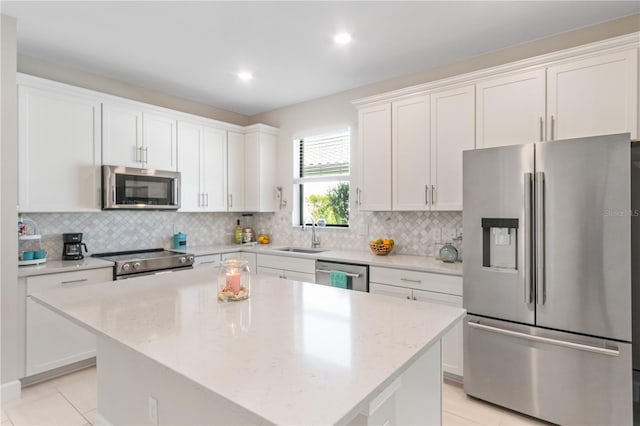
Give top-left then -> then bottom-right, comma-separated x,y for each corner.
294,131 -> 350,226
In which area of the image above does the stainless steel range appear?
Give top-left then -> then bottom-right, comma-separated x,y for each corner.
93,248 -> 195,280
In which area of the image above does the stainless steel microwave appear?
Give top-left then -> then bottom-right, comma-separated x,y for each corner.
102,165 -> 180,210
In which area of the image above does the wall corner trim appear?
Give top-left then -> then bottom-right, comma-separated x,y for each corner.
1,379 -> 22,403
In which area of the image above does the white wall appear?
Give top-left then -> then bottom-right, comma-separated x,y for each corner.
1,14 -> 20,386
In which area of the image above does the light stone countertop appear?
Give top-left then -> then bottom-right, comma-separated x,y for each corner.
31,267 -> 465,425
18,257 -> 115,278
185,244 -> 463,276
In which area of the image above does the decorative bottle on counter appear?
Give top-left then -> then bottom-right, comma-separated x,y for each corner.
234,219 -> 242,244
218,258 -> 250,302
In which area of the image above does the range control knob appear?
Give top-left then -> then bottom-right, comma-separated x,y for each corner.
122,263 -> 131,272
133,262 -> 141,270
180,256 -> 186,264
187,255 -> 194,263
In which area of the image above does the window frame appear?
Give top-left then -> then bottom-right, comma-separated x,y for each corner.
293,130 -> 351,228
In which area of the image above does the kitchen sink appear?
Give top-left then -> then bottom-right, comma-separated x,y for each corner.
273,247 -> 327,254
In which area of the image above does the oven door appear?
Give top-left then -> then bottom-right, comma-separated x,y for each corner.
116,266 -> 193,280
103,165 -> 180,210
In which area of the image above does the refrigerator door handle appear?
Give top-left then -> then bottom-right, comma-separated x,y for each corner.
467,320 -> 620,357
535,171 -> 546,306
524,173 -> 534,304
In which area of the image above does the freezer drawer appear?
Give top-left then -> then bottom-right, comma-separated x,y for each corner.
463,315 -> 632,426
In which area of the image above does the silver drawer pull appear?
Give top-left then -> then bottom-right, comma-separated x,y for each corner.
315,269 -> 361,278
198,261 -> 218,265
400,277 -> 421,284
60,278 -> 89,285
468,320 -> 619,357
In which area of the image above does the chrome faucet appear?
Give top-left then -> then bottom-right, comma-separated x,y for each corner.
303,216 -> 321,248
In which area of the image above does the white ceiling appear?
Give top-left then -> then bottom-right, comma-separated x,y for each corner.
2,1 -> 639,116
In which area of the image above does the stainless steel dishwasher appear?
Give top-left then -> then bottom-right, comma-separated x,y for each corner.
315,261 -> 368,292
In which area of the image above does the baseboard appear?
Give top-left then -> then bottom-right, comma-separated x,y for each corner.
1,380 -> 21,403
21,357 -> 96,387
443,371 -> 463,385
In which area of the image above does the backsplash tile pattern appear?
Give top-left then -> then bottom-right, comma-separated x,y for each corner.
24,209 -> 462,260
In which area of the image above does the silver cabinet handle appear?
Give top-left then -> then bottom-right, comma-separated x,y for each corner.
413,296 -> 417,301
315,269 -> 361,278
432,185 -> 436,205
199,193 -> 203,207
550,115 -> 555,141
524,173 -> 534,304
135,146 -> 141,163
143,147 -> 149,164
406,295 -> 411,300
198,260 -> 218,265
60,278 -> 89,285
425,185 -> 429,205
539,117 -> 544,142
467,320 -> 619,357
229,194 -> 233,208
535,171 -> 545,306
204,193 -> 209,207
356,188 -> 362,206
400,277 -> 421,284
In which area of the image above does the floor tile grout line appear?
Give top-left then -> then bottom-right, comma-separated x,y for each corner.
57,389 -> 91,424
442,408 -> 487,425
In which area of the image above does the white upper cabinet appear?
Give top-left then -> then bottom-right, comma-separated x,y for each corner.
358,103 -> 392,211
475,69 -> 546,148
142,112 -> 177,171
103,103 -> 177,170
18,82 -> 102,212
392,95 -> 430,211
547,48 -> 638,140
430,85 -> 475,211
227,131 -> 245,212
244,128 -> 276,212
178,121 -> 227,212
102,103 -> 142,168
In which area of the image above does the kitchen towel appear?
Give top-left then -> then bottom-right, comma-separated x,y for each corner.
330,271 -> 348,289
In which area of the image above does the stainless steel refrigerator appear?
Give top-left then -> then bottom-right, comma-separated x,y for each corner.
462,133 -> 633,426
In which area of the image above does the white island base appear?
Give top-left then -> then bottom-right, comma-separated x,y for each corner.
31,268 -> 463,426
95,336 -> 442,426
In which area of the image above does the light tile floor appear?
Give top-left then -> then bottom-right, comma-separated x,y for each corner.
1,367 -> 549,425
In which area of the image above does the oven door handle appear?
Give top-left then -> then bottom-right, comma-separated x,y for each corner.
315,269 -> 361,278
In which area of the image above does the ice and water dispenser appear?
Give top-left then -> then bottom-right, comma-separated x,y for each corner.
481,218 -> 518,271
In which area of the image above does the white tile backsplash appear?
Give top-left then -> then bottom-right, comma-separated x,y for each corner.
25,208 -> 462,260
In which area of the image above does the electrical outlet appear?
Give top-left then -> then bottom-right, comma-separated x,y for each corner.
148,396 -> 158,425
359,223 -> 368,236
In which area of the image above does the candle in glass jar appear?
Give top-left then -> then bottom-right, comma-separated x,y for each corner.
226,272 -> 241,294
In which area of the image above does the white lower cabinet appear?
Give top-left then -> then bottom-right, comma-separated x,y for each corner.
369,267 -> 463,377
256,254 -> 316,283
24,267 -> 113,376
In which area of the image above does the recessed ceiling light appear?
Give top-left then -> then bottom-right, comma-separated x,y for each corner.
238,72 -> 253,81
334,32 -> 352,45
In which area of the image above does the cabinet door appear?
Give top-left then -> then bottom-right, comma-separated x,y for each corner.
25,267 -> 112,376
282,270 -> 316,283
18,86 -> 102,212
547,49 -> 638,140
369,282 -> 413,300
412,289 -> 463,377
358,104 -> 392,211
256,132 -> 276,212
244,132 -> 260,212
102,103 -> 143,168
475,69 -> 546,148
256,266 -> 282,278
392,95 -> 430,211
143,112 -> 177,171
177,121 -> 203,212
193,254 -> 221,268
202,127 -> 227,211
227,131 -> 245,212
430,85 -> 475,211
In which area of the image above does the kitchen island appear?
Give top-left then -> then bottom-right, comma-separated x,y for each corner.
31,268 -> 465,425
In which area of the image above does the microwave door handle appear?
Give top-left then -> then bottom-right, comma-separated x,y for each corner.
535,171 -> 546,305
111,184 -> 116,205
524,173 -> 533,304
173,178 -> 179,206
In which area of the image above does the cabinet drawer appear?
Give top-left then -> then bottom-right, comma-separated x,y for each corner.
257,254 -> 315,274
26,267 -> 112,295
370,266 -> 462,296
193,254 -> 221,268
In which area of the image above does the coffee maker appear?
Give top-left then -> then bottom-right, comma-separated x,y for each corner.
62,233 -> 88,260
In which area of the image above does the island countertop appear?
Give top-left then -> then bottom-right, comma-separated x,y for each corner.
31,268 -> 465,425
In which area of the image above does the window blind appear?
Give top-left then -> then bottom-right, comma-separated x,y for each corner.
299,134 -> 350,177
